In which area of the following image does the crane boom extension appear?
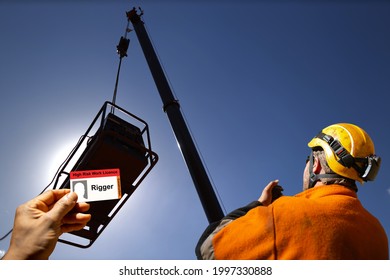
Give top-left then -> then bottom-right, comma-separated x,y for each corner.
127,8 -> 224,223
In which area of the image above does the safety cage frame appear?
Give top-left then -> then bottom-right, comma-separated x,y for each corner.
50,101 -> 158,248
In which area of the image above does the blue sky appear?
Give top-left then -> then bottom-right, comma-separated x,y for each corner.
0,0 -> 389,259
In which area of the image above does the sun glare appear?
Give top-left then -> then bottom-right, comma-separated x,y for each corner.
45,137 -> 82,187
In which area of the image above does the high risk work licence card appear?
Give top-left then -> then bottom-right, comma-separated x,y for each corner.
70,168 -> 122,202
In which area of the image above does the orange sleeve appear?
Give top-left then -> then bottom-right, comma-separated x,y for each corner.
213,205 -> 276,260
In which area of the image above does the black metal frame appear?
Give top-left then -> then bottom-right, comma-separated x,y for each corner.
50,101 -> 158,248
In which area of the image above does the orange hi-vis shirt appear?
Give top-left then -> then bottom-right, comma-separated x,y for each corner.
210,185 -> 388,259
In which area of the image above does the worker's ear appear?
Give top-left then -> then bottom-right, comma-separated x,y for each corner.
312,156 -> 322,174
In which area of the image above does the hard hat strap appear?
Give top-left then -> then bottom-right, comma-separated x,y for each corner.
308,151 -> 345,189
316,132 -> 355,167
314,132 -> 381,182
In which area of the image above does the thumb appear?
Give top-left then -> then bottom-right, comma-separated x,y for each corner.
48,192 -> 78,222
265,180 -> 279,191
259,180 -> 279,206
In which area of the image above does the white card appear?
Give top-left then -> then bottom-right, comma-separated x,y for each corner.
70,169 -> 121,202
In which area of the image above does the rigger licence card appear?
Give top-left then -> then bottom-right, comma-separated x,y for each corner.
70,168 -> 122,203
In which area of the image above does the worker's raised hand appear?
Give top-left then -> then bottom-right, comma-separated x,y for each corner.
258,180 -> 283,206
3,189 -> 91,260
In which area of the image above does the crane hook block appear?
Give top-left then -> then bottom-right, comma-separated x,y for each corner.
117,36 -> 130,58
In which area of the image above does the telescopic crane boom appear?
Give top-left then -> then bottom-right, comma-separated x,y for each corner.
127,8 -> 224,224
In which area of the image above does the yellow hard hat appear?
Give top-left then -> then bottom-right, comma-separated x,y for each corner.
308,123 -> 381,183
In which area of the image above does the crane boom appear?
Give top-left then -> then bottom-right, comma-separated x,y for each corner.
127,8 -> 224,223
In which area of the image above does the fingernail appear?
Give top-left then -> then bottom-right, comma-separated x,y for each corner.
65,192 -> 77,203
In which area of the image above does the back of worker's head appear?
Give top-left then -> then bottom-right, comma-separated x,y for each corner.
307,123 -> 381,189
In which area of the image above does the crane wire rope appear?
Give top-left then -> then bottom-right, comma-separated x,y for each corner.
111,18 -> 131,114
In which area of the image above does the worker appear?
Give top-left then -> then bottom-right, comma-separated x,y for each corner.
196,123 -> 389,260
1,189 -> 91,260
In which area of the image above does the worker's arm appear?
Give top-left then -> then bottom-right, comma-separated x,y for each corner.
195,200 -> 262,260
195,180 -> 282,260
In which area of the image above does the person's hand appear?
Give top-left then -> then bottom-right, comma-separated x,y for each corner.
258,180 -> 283,206
3,189 -> 91,260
